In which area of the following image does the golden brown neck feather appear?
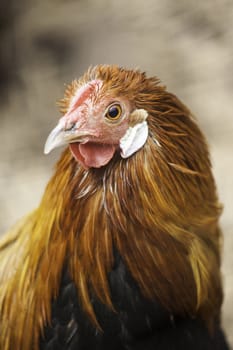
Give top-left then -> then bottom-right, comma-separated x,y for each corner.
67,105 -> 222,330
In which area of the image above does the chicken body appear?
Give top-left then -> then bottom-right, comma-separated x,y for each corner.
0,65 -> 229,349
39,253 -> 228,350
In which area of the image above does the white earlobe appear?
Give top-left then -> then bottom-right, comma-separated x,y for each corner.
120,110 -> 149,158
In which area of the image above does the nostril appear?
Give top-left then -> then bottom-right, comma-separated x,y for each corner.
65,122 -> 76,132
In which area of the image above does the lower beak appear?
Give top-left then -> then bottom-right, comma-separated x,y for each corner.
44,122 -> 88,154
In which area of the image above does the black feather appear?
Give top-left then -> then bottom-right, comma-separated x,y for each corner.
39,251 -> 229,350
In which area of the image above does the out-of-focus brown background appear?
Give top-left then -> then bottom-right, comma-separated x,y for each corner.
0,0 -> 232,346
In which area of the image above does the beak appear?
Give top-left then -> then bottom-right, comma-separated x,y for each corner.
44,121 -> 88,154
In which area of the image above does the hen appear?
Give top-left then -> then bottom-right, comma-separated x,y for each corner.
0,65 -> 229,349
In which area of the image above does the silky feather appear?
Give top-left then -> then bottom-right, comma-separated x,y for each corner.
0,65 -> 223,349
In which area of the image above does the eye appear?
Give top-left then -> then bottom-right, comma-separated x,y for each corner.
105,104 -> 122,121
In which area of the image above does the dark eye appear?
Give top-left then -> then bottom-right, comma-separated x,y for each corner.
105,104 -> 122,121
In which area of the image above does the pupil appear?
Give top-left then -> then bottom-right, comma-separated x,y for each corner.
109,106 -> 119,118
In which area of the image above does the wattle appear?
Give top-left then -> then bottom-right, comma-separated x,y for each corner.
69,142 -> 117,169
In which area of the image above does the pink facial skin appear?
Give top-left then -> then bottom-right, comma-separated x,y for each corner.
58,80 -> 132,169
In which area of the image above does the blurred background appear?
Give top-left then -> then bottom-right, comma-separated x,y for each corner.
0,0 -> 232,346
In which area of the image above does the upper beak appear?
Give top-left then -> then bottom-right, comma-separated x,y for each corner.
44,121 -> 88,154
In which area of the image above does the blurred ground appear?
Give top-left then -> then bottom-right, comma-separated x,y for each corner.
0,0 -> 232,346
